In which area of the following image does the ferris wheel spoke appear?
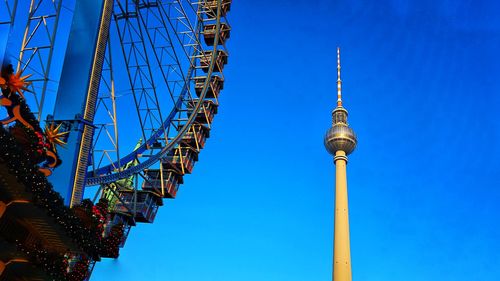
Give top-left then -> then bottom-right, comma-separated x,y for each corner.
159,1 -> 204,77
136,1 -> 202,146
86,0 -> 229,186
177,0 -> 230,95
114,1 -> 166,144
156,1 -> 210,136
156,4 -> 201,107
2,1 -> 231,275
137,2 -> 190,105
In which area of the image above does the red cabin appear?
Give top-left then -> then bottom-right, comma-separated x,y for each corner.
180,123 -> 210,150
193,75 -> 224,99
142,168 -> 184,198
199,50 -> 228,73
188,99 -> 218,125
162,146 -> 198,175
202,0 -> 232,17
112,190 -> 163,223
203,23 -> 231,46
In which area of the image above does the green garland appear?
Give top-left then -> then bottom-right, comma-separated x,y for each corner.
0,63 -> 125,280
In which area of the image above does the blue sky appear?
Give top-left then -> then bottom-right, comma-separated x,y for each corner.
3,0 -> 500,280
92,1 -> 500,280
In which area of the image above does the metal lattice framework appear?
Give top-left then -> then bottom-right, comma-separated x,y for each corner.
5,0 -> 231,259
14,0 -> 63,121
0,0 -> 18,26
87,0 -> 230,186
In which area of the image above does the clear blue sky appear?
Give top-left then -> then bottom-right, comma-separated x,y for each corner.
92,1 -> 500,280
7,0 -> 499,280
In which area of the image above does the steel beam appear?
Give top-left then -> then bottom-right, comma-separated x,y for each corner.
49,0 -> 114,207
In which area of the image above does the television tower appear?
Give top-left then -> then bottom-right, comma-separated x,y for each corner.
324,47 -> 357,281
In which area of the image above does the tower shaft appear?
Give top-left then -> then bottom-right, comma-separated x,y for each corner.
333,150 -> 352,281
324,48 -> 357,281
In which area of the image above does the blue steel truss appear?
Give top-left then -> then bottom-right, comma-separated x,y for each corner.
5,0 -> 230,211
2,1 -> 231,278
86,0 -> 228,186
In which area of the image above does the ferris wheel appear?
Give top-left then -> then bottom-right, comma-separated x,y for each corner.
1,0 -> 231,254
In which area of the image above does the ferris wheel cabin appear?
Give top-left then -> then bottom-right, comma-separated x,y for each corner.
0,0 -> 234,277
112,190 -> 163,224
142,168 -> 184,199
188,99 -> 219,125
200,50 -> 228,73
194,75 -> 224,99
201,0 -> 232,17
203,23 -> 231,46
162,146 -> 199,175
180,123 -> 211,150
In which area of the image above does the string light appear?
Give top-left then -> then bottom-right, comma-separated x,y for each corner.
1,64 -> 125,280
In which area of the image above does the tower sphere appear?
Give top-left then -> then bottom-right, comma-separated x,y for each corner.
324,123 -> 357,156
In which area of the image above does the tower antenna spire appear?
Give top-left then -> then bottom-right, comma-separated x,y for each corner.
337,47 -> 342,107
325,47 -> 357,281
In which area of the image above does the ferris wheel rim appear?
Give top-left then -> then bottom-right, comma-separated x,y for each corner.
86,0 -> 227,186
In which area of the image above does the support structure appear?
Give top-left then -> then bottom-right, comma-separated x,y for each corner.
48,0 -> 113,207
0,0 -> 18,65
324,48 -> 357,281
17,0 -> 63,121
0,0 -> 233,279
